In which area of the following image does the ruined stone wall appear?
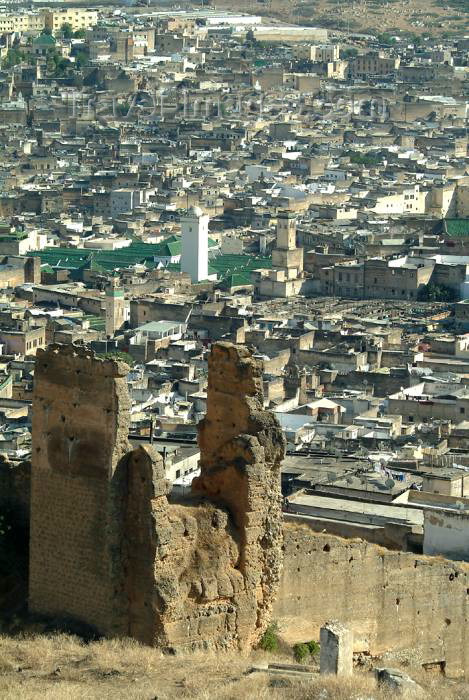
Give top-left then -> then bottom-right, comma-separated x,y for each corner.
29,344 -> 131,636
29,341 -> 285,651
123,342 -> 285,652
29,342 -> 469,673
276,525 -> 469,678
192,342 -> 285,649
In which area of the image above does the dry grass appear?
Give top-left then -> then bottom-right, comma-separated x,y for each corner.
215,0 -> 466,36
0,632 -> 468,699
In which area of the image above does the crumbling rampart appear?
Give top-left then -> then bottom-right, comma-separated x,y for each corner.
28,342 -> 469,675
275,525 -> 469,678
29,342 -> 285,650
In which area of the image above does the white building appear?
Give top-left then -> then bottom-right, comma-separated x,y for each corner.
110,188 -> 150,218
180,206 -> 210,283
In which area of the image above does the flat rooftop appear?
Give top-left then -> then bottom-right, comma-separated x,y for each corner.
288,492 -> 423,529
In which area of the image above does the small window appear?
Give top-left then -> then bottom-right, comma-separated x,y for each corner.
460,407 -> 465,414
408,415 -> 414,422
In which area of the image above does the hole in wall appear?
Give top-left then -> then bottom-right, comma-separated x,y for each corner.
396,598 -> 400,606
445,618 -> 451,626
323,544 -> 330,552
449,574 -> 455,581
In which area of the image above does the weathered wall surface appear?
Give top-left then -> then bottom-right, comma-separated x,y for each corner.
193,342 -> 285,649
29,344 -> 131,636
276,525 -> 469,678
29,342 -> 285,652
28,342 -> 469,673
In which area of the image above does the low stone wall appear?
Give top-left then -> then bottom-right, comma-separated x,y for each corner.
275,524 -> 469,678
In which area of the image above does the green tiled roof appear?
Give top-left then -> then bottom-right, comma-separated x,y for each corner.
218,272 -> 253,290
209,253 -> 271,276
443,219 -> 469,238
83,314 -> 105,331
33,34 -> 56,46
30,245 -> 271,279
31,237 -> 218,273
0,230 -> 28,241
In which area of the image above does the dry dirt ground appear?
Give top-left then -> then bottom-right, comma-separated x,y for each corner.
0,633 -> 468,700
214,0 -> 467,37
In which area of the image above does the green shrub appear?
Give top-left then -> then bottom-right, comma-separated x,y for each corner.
260,622 -> 279,652
306,640 -> 320,655
96,351 -> 135,367
293,643 -> 310,663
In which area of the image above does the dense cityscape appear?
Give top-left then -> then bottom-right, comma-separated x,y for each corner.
0,4 -> 468,698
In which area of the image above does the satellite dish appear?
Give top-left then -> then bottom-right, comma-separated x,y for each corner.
385,478 -> 395,489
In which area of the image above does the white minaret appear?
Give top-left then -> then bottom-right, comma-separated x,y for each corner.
181,206 -> 209,283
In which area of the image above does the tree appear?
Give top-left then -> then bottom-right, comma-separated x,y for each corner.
341,47 -> 358,59
378,32 -> 397,45
115,101 -> 130,117
245,29 -> 258,46
41,26 -> 52,36
73,28 -> 86,39
74,50 -> 89,69
418,284 -> 456,303
3,48 -> 26,68
61,22 -> 73,39
345,150 -> 382,166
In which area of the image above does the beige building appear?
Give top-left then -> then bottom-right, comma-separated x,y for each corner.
363,257 -> 434,301
43,9 -> 98,35
0,326 -> 46,356
388,382 -> 469,425
294,43 -> 340,62
349,51 -> 400,77
0,12 -> 44,34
